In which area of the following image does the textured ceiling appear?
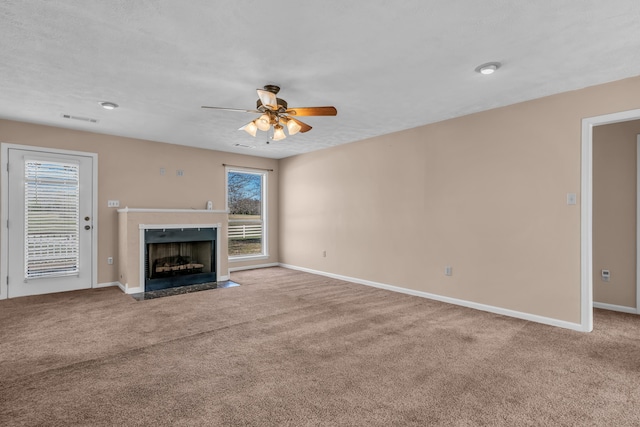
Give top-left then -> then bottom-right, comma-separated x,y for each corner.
1,1 -> 640,159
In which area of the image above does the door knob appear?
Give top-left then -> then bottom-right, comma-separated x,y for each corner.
84,225 -> 91,230
84,216 -> 90,221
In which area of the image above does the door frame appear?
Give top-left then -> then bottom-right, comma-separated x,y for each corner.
581,108 -> 640,330
636,135 -> 640,314
1,143 -> 98,299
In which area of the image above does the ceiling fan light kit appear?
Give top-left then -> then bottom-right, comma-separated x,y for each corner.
203,85 -> 337,142
282,117 -> 302,135
272,124 -> 286,141
256,114 -> 271,131
239,121 -> 258,137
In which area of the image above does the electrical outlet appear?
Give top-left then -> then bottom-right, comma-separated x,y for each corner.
160,167 -> 165,176
601,269 -> 610,282
176,169 -> 184,177
107,200 -> 119,208
445,266 -> 452,276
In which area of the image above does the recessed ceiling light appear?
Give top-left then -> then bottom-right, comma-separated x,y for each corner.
475,62 -> 501,75
99,101 -> 119,110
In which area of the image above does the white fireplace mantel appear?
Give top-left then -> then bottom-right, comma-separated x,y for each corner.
139,223 -> 222,230
117,208 -> 229,294
118,207 -> 228,214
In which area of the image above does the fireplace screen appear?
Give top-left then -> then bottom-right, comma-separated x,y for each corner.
144,228 -> 216,291
149,241 -> 211,278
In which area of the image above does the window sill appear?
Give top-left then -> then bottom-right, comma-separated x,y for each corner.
228,254 -> 270,263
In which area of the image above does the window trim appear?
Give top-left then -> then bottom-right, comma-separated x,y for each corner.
225,166 -> 268,261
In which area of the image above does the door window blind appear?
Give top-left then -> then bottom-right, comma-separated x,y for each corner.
24,159 -> 80,279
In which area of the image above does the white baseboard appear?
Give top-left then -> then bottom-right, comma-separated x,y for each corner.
95,281 -> 119,289
218,274 -> 230,281
230,263 -> 279,273
593,301 -> 638,314
279,263 -> 586,332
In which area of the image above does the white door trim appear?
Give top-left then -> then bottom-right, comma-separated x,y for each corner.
636,135 -> 640,314
1,143 -> 98,299
581,109 -> 640,327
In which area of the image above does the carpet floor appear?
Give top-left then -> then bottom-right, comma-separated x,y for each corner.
0,267 -> 639,426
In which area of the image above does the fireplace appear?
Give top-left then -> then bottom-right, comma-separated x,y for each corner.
144,227 -> 216,291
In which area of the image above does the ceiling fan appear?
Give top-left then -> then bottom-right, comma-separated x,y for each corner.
202,85 -> 337,141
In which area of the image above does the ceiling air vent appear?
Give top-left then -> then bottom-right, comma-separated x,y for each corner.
61,114 -> 99,123
234,143 -> 255,149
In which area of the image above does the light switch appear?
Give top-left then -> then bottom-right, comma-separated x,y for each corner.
567,193 -> 577,205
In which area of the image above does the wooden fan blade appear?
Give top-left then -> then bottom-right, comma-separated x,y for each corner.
201,106 -> 261,113
257,90 -> 278,109
287,117 -> 312,133
285,106 -> 337,116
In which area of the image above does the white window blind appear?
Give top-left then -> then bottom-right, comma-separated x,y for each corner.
24,159 -> 80,279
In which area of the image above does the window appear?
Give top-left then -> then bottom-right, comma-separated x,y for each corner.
24,159 -> 80,279
227,168 -> 267,258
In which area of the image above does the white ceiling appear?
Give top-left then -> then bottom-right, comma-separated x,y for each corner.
1,1 -> 640,159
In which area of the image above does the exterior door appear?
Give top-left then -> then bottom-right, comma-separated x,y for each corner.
637,134 -> 640,314
7,148 -> 94,297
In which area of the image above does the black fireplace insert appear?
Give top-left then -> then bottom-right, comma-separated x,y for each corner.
144,228 -> 216,291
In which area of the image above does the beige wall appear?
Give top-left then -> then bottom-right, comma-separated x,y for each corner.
593,120 -> 640,308
279,75 -> 640,325
0,119 -> 279,285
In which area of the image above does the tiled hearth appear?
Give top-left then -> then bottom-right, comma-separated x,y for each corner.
129,280 -> 240,301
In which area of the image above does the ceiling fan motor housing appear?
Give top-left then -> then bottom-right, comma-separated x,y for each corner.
263,84 -> 280,94
257,98 -> 288,112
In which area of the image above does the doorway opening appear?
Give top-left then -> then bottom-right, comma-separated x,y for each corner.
581,109 -> 640,331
